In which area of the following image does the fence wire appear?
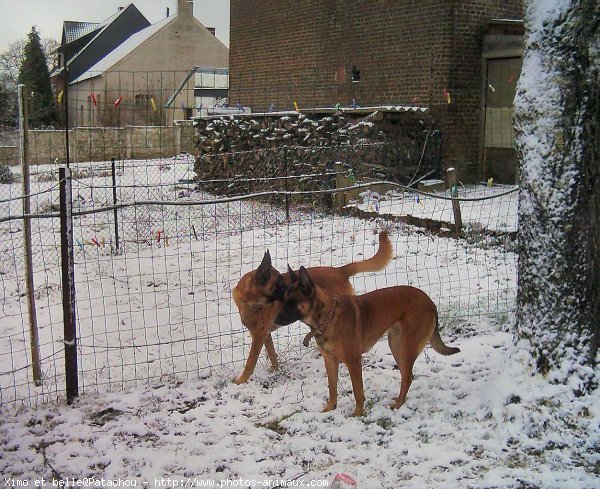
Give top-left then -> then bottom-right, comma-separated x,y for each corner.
0,70 -> 518,406
0,147 -> 518,407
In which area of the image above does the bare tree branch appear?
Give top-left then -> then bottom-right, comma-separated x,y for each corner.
0,36 -> 59,83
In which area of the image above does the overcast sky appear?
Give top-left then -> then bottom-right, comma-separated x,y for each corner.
0,0 -> 230,51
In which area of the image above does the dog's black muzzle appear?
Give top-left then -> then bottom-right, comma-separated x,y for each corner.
273,300 -> 302,326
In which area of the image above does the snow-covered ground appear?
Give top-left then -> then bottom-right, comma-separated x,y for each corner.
355,184 -> 519,234
1,328 -> 598,488
1,157 -> 597,487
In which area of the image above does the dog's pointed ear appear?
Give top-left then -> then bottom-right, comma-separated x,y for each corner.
256,250 -> 272,285
298,266 -> 314,295
287,264 -> 298,282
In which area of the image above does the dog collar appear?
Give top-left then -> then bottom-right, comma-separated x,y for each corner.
313,297 -> 338,337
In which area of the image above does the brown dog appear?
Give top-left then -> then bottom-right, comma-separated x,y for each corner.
274,266 -> 460,416
232,231 -> 392,384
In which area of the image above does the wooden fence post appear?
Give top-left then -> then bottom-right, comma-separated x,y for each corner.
334,162 -> 351,213
59,167 -> 79,403
447,167 -> 463,237
18,84 -> 42,386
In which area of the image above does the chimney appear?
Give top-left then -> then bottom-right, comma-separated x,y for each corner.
178,0 -> 193,19
207,27 -> 216,36
166,7 -> 170,17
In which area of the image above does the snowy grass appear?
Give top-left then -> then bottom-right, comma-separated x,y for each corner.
355,184 -> 519,234
1,326 -> 598,488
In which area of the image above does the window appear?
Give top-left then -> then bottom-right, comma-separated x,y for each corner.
135,94 -> 151,107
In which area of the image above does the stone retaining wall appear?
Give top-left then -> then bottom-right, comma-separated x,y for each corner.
0,125 -> 195,166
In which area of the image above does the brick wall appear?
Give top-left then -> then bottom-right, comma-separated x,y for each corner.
230,0 -> 523,181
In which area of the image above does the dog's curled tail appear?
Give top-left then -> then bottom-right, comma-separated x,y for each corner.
340,230 -> 393,277
430,309 -> 461,356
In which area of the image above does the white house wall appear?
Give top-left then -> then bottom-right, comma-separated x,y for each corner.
68,13 -> 228,127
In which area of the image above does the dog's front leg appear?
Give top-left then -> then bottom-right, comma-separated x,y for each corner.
346,357 -> 365,417
263,333 -> 280,369
234,331 -> 268,384
321,351 -> 339,412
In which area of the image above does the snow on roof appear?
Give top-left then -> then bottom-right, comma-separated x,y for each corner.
69,16 -> 173,85
303,105 -> 429,114
63,21 -> 100,44
489,18 -> 525,24
194,105 -> 428,121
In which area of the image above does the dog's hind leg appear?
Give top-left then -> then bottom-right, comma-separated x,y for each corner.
321,351 -> 340,412
387,328 -> 420,409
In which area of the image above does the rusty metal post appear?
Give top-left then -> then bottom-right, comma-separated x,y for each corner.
59,167 -> 78,403
283,147 -> 290,221
111,158 -> 120,252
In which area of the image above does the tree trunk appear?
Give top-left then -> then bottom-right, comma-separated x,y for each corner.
513,0 -> 599,392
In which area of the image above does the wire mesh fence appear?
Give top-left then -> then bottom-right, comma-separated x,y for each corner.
0,144 -> 518,407
0,70 -> 518,407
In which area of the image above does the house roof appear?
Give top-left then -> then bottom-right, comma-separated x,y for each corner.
62,4 -> 150,83
61,6 -> 128,46
69,16 -> 173,84
66,6 -> 135,68
63,21 -> 100,43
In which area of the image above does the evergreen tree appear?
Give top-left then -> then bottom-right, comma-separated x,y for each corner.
17,27 -> 57,127
0,92 -> 8,126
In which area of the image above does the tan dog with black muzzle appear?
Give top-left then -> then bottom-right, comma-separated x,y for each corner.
274,266 -> 460,416
232,231 -> 392,384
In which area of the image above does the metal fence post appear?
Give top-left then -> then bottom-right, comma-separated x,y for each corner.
64,66 -> 71,168
432,130 -> 443,179
111,158 -> 120,252
18,84 -> 42,386
59,166 -> 79,403
283,147 -> 290,221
